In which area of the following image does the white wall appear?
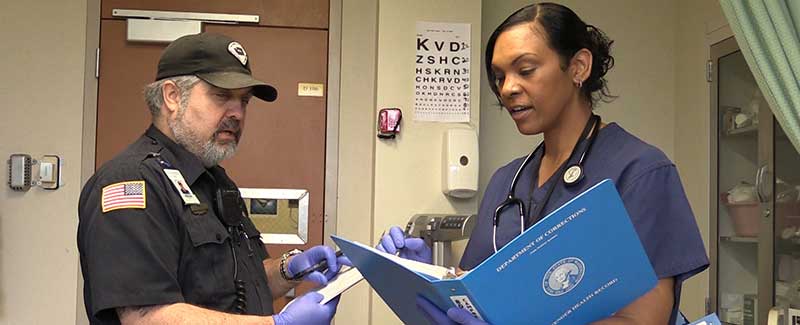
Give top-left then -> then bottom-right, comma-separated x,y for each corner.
0,1 -> 87,324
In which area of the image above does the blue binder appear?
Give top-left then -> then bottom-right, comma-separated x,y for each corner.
333,179 -> 657,324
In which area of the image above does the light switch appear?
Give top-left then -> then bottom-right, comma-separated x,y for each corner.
39,155 -> 61,190
40,162 -> 54,182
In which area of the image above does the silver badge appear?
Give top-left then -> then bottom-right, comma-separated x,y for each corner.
227,42 -> 248,66
563,165 -> 582,184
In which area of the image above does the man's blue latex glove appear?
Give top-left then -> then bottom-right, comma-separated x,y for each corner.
287,245 -> 349,285
376,226 -> 432,264
416,295 -> 488,325
273,292 -> 339,325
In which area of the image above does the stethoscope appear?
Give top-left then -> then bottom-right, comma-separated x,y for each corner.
492,114 -> 601,252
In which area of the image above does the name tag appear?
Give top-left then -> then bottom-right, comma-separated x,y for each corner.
163,168 -> 200,205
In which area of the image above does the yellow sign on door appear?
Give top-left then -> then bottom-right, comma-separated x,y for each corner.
297,83 -> 324,97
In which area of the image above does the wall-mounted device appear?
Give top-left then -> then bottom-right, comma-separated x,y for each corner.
112,9 -> 259,43
377,108 -> 402,139
442,128 -> 478,198
38,155 -> 61,190
8,154 -> 33,191
6,154 -> 63,191
405,214 -> 476,266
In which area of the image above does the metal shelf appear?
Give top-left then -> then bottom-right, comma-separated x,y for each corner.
720,236 -> 759,243
724,124 -> 758,136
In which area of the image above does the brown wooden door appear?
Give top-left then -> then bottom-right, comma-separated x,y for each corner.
96,1 -> 328,259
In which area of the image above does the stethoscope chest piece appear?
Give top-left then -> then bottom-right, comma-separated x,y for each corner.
563,164 -> 584,186
492,114 -> 600,252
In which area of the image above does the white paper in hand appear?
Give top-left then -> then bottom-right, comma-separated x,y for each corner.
317,266 -> 364,304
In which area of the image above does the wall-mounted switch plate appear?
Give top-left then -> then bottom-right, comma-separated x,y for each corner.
39,155 -> 60,190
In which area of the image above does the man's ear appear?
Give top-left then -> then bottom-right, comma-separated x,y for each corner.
569,48 -> 593,85
161,80 -> 181,116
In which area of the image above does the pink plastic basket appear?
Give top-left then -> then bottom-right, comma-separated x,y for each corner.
721,193 -> 760,237
725,202 -> 760,237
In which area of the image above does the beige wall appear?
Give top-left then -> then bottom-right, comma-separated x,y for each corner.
370,0 -> 483,323
674,0 -> 727,320
0,1 -> 88,324
334,0 -> 379,323
336,1 -> 483,323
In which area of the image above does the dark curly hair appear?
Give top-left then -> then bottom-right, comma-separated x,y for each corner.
485,2 -> 616,108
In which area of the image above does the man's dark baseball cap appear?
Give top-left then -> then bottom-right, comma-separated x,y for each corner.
156,33 -> 277,102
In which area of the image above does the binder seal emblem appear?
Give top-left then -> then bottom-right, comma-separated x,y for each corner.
543,257 -> 585,296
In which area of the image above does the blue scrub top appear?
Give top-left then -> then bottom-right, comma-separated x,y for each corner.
460,122 -> 709,320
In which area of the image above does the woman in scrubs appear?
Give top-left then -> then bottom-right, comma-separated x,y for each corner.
380,2 -> 709,324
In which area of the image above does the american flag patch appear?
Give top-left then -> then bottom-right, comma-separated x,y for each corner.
101,181 -> 146,213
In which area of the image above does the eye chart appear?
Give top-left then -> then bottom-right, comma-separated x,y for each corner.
415,21 -> 471,123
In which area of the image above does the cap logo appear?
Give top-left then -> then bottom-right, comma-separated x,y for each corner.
227,42 -> 248,66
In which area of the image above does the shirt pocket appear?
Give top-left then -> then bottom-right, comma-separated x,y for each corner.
183,211 -> 230,246
178,209 -> 234,307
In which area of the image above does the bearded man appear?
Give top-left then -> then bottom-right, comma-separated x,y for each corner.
78,33 -> 344,325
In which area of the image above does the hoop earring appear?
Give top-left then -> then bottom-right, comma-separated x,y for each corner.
575,79 -> 583,89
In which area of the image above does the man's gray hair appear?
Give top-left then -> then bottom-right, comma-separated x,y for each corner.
143,75 -> 201,116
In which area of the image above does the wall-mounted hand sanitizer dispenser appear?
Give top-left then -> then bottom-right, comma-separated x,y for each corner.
442,128 -> 478,198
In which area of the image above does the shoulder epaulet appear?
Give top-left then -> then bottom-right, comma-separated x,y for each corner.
143,151 -> 175,169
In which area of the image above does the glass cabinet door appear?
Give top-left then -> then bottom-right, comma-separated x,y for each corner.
772,117 -> 800,319
712,36 -> 800,325
712,36 -> 766,325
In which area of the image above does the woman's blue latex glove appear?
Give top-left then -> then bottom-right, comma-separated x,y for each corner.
376,226 -> 432,264
287,245 -> 349,285
273,292 -> 339,325
416,295 -> 488,325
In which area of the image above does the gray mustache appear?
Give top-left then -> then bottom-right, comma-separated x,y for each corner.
216,118 -> 242,138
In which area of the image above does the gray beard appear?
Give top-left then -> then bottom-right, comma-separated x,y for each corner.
168,106 -> 238,167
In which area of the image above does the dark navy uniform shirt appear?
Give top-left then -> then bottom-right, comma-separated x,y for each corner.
461,123 -> 709,323
78,125 -> 273,324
